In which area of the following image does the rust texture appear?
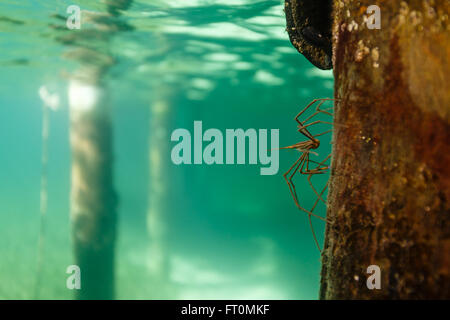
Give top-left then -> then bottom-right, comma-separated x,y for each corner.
318,0 -> 450,299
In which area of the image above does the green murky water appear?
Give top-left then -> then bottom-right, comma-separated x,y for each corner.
0,0 -> 334,299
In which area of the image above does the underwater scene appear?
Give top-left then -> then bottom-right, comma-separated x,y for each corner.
0,0 -> 335,300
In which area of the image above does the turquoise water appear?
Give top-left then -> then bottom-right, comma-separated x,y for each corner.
0,0 -> 334,299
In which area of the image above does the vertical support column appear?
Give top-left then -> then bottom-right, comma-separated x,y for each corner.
146,94 -> 175,297
69,77 -> 117,300
320,1 -> 450,299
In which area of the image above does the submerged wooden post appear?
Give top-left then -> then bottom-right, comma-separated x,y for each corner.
62,0 -> 133,300
68,73 -> 117,300
147,94 -> 172,295
319,1 -> 450,299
